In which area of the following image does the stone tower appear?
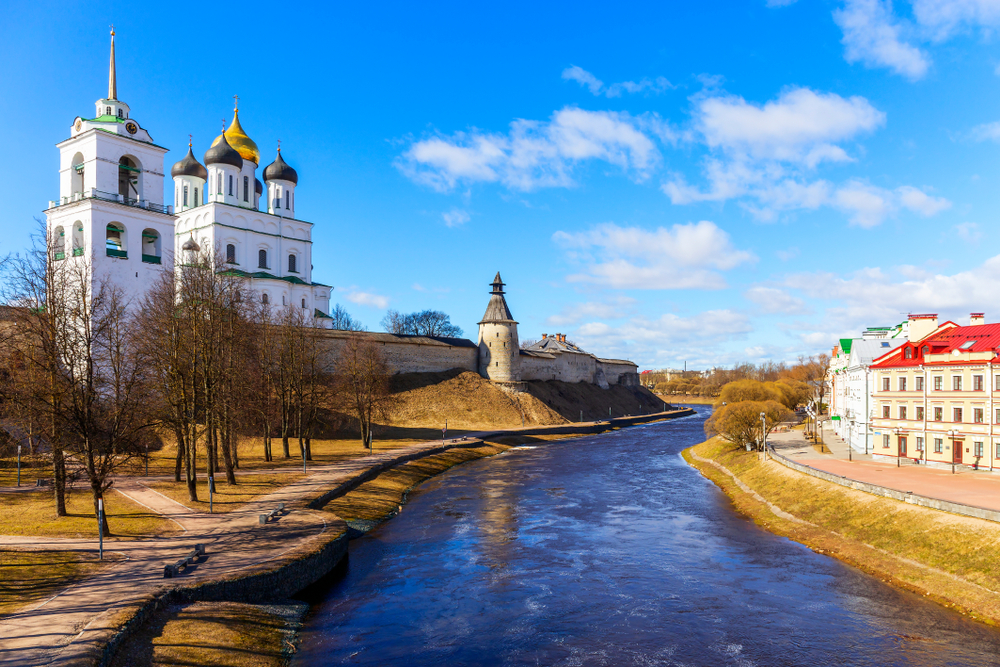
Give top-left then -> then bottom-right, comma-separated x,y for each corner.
478,272 -> 521,387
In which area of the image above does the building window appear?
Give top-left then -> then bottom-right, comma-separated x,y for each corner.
301,298 -> 306,309
183,185 -> 188,207
904,347 -> 912,359
217,173 -> 222,195
953,376 -> 963,391
882,377 -> 890,391
916,406 -> 924,420
954,407 -> 964,422
194,187 -> 199,206
288,254 -> 297,273
258,249 -> 268,268
935,438 -> 943,454
899,377 -> 907,391
243,176 -> 249,202
916,437 -> 924,452
262,293 -> 269,305
883,434 -> 890,448
975,441 -> 984,457
934,407 -> 943,421
228,174 -> 233,196
996,407 -> 1000,424
226,244 -> 236,264
934,376 -> 943,391
974,375 -> 984,391
899,406 -> 907,420
996,375 -> 1000,391
975,408 -> 984,423
882,405 -> 890,418
916,376 -> 924,391
286,191 -> 290,209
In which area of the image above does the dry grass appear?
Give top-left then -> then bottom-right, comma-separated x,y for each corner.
111,601 -> 291,667
0,487 -> 178,538
526,380 -> 668,422
143,473 -> 304,513
0,549 -> 118,617
686,437 -> 1000,626
0,453 -> 51,488
324,444 -> 510,523
661,395 -> 716,405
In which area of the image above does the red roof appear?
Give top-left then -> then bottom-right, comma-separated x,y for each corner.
872,322 -> 1000,368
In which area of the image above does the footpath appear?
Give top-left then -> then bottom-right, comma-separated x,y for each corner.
0,408 -> 694,666
768,427 -> 1000,515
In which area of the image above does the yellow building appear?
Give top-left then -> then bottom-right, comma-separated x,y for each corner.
870,313 -> 1000,469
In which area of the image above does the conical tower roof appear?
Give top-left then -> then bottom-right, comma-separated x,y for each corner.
479,272 -> 516,324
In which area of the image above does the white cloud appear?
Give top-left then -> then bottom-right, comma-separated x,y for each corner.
343,290 -> 390,309
833,180 -> 950,227
397,107 -> 659,192
834,0 -> 931,80
744,286 -> 810,314
776,246 -> 800,261
912,0 -> 1000,39
442,208 -> 470,227
954,221 -> 983,242
553,220 -> 756,290
971,120 -> 1000,141
562,66 -> 674,98
896,185 -> 951,216
695,87 -> 885,165
545,297 -> 637,327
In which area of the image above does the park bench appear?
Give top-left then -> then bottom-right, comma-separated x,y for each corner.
259,503 -> 285,525
163,543 -> 206,578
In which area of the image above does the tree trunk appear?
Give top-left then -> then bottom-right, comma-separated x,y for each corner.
52,443 -> 67,516
305,436 -> 312,462
173,426 -> 184,482
186,423 -> 198,502
221,427 -> 236,485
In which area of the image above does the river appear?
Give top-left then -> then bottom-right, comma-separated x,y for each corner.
294,406 -> 1000,666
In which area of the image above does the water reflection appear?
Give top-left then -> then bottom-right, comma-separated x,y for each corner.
295,408 -> 1000,666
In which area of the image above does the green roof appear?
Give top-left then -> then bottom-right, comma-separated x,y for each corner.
839,338 -> 853,355
314,309 -> 332,319
89,115 -> 126,124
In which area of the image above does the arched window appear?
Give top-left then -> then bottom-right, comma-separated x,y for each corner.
194,187 -> 199,206
183,185 -> 188,207
243,176 -> 249,202
226,244 -> 236,264
142,229 -> 161,264
290,191 -> 293,210
288,253 -> 297,273
217,173 -> 222,195
72,223 -> 84,256
53,226 -> 66,260
904,347 -> 913,359
106,106 -> 111,115
106,223 -> 126,258
301,298 -> 306,309
117,109 -> 123,119
258,249 -> 268,269
228,174 -> 234,196
71,153 -> 85,195
118,156 -> 140,201
285,191 -> 290,209
262,293 -> 269,305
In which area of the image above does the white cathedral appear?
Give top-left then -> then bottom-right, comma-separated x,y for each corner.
44,31 -> 333,321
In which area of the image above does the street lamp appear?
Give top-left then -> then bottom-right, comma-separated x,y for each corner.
947,429 -> 959,474
760,411 -> 767,462
893,427 -> 902,467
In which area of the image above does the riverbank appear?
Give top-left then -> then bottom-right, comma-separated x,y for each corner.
684,437 -> 1000,627
92,409 -> 694,666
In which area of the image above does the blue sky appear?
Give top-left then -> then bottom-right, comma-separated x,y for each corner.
5,0 -> 1000,370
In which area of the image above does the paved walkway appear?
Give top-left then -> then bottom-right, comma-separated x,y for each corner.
768,427 -> 1000,514
0,437 -> 481,666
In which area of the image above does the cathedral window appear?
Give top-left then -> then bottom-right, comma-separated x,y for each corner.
117,109 -> 123,118
288,254 -> 297,273
106,106 -> 111,115
183,186 -> 188,207
285,192 -> 290,209
217,173 -> 222,195
228,175 -> 233,196
262,293 -> 269,305
302,298 -> 306,309
194,188 -> 199,206
243,176 -> 249,202
226,244 -> 236,264
258,249 -> 268,269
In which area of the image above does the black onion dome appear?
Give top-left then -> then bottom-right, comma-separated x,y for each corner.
171,147 -> 208,180
182,235 -> 200,252
204,133 -> 243,168
255,177 -> 263,195
264,150 -> 298,184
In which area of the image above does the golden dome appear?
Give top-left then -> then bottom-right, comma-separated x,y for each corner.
211,109 -> 259,165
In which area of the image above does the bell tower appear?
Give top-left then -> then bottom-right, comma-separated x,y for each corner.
45,29 -> 175,304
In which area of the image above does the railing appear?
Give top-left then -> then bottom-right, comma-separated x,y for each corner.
106,248 -> 127,259
49,189 -> 173,215
141,254 -> 161,264
72,248 -> 84,257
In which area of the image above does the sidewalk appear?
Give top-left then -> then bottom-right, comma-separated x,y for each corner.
767,425 -> 1000,514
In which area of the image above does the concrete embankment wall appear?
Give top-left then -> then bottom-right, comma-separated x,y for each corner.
93,407 -> 694,667
768,446 -> 1000,524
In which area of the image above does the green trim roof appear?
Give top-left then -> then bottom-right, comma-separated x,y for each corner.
839,338 -> 853,355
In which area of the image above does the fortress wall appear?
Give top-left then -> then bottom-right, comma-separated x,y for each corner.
598,359 -> 640,387
316,331 -> 478,375
521,351 -> 596,384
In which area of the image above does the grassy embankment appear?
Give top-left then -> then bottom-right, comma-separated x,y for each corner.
111,601 -> 302,667
685,436 -> 1000,625
143,472 -> 305,513
0,487 -> 177,539
661,395 -> 715,405
0,549 -> 121,616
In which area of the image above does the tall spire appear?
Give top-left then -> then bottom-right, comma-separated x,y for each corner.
108,26 -> 117,101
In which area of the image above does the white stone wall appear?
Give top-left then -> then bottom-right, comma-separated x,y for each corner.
478,322 -> 520,382
519,350 -> 639,386
317,332 -> 478,374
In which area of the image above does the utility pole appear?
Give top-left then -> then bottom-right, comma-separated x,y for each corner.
98,498 -> 104,561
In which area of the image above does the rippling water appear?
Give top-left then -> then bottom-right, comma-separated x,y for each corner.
294,407 -> 1000,666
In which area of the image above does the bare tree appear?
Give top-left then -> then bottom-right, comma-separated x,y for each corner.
704,400 -> 792,451
333,335 -> 397,452
380,309 -> 462,337
329,303 -> 365,332
380,309 -> 409,335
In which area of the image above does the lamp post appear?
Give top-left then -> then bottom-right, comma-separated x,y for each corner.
97,498 -> 104,561
760,411 -> 767,462
893,427 -> 902,467
848,420 -> 854,461
16,445 -> 21,487
948,429 -> 958,474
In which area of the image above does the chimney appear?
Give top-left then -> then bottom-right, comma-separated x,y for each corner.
542,333 -> 547,339
971,313 -> 985,326
559,334 -> 566,342
907,313 -> 938,342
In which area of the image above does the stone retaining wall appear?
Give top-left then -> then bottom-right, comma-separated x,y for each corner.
768,445 -> 1000,524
